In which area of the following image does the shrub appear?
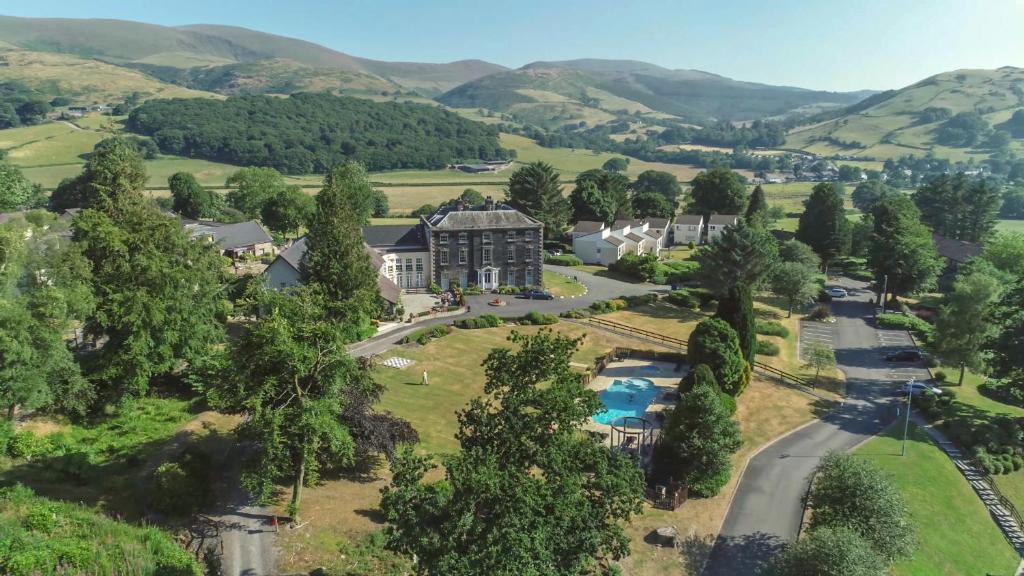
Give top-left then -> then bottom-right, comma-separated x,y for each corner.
608,253 -> 659,281
719,393 -> 737,415
9,431 -> 50,460
544,254 -> 583,266
877,313 -> 934,340
667,289 -> 699,310
497,285 -> 522,294
688,241 -> 696,249
589,299 -> 628,315
661,260 -> 700,285
621,294 -> 656,308
455,314 -> 503,329
464,284 -> 484,295
400,324 -> 452,344
808,304 -> 832,321
0,420 -> 12,456
429,282 -> 442,295
560,308 -> 589,319
755,340 -> 780,356
520,310 -> 558,325
755,320 -> 789,338
992,460 -> 1005,475
1013,456 -> 1023,471
933,370 -> 947,383
150,447 -> 213,517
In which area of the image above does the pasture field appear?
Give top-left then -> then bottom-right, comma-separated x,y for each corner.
996,219 -> 1024,233
856,424 -> 1020,576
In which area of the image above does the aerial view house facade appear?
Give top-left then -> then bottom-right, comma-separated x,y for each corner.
573,218 -> 664,265
183,219 -> 275,259
706,214 -> 739,243
673,215 -> 704,245
264,198 -> 544,296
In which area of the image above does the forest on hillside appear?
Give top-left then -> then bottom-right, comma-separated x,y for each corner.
126,93 -> 510,173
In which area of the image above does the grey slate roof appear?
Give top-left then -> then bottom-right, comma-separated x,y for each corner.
186,220 -> 273,251
427,205 -> 541,230
612,219 -> 645,230
932,234 -> 982,263
646,218 -> 670,229
272,237 -> 399,304
626,232 -> 647,243
571,220 -> 605,234
361,224 -> 426,248
708,214 -> 739,226
676,214 -> 703,225
605,235 -> 625,246
646,229 -> 664,239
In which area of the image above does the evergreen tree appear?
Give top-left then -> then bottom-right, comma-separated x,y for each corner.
688,318 -> 748,395
744,184 -> 768,224
507,161 -> 569,239
687,167 -> 747,218
716,286 -> 757,364
935,268 -> 1001,385
915,173 -> 1002,242
796,182 -> 849,271
655,376 -> 741,497
48,139 -> 147,215
777,239 -> 821,270
695,219 -> 778,296
381,330 -> 645,575
301,163 -> 379,338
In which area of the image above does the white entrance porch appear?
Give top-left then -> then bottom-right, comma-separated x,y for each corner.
477,266 -> 501,290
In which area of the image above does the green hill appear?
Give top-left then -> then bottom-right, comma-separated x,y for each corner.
438,59 -> 868,127
787,67 -> 1024,161
0,16 -> 506,95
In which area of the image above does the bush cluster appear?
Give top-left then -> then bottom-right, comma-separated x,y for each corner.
755,320 -> 789,338
589,299 -> 629,314
400,324 -> 452,345
544,254 -> 583,266
519,311 -> 558,326
666,289 -> 699,310
658,260 -> 700,285
807,304 -> 832,321
876,313 -> 934,341
150,447 -> 213,517
755,340 -> 780,356
454,314 -> 503,329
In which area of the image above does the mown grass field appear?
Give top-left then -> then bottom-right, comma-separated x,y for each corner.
856,424 -> 1020,576
542,270 -> 586,297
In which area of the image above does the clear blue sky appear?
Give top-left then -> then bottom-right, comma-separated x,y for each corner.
4,0 -> 1023,91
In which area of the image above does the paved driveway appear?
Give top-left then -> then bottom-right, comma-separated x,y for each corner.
702,278 -> 898,575
348,265 -> 663,358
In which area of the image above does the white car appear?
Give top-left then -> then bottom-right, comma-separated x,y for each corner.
825,287 -> 848,298
900,380 -> 942,396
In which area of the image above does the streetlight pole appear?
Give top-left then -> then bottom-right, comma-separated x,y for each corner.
901,379 -> 914,457
880,274 -> 889,314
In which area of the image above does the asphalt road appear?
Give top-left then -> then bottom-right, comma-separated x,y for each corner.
702,278 -> 905,575
213,443 -> 277,576
348,265 -> 663,357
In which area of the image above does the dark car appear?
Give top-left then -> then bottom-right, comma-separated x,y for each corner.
520,289 -> 555,300
885,349 -> 922,362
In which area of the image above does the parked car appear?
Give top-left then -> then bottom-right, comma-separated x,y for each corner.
886,349 -> 923,362
547,249 -> 563,256
900,380 -> 942,396
520,289 -> 554,300
825,287 -> 848,298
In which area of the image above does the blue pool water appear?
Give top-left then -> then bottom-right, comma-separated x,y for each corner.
592,377 -> 659,425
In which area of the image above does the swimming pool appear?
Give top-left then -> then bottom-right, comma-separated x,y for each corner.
592,377 -> 659,425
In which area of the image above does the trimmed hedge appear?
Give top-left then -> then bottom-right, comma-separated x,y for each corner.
400,324 -> 452,345
544,254 -> 583,266
455,314 -> 503,329
520,310 -> 558,325
755,320 -> 790,338
877,313 -> 934,341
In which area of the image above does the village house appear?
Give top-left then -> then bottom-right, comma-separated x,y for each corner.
573,218 -> 664,265
183,219 -> 275,259
568,220 -> 605,240
673,215 -> 704,245
932,234 -> 983,292
706,214 -> 739,243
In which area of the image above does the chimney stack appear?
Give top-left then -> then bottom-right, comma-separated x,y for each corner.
484,196 -> 495,211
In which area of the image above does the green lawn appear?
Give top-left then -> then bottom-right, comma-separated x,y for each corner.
856,424 -> 1020,576
996,220 -> 1024,233
542,270 -> 586,297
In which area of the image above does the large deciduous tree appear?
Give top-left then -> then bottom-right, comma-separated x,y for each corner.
986,279 -> 1024,389
169,171 -> 222,220
48,139 -> 148,214
301,163 -> 380,338
915,173 -> 1002,242
851,179 -> 892,212
632,170 -> 681,218
575,169 -> 632,219
654,371 -> 741,497
569,180 -> 616,224
762,526 -> 886,576
381,330 -> 645,575
867,194 -> 943,301
687,167 -> 747,218
0,162 -> 36,212
507,161 -> 569,239
808,452 -> 915,562
225,167 -> 288,219
771,261 -> 819,318
796,182 -> 850,271
260,186 -> 315,237
982,232 -> 1024,277
935,268 -> 1001,385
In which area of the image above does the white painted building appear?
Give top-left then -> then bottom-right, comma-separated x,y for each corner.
673,215 -> 704,245
573,219 -> 663,265
706,214 -> 739,243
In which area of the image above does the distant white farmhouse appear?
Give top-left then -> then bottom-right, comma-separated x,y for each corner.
673,215 -> 704,245
573,218 -> 664,265
706,214 -> 739,243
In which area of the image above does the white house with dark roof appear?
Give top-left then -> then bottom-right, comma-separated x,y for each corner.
572,218 -> 663,265
673,215 -> 704,245
568,220 -> 605,240
706,214 -> 739,243
362,224 -> 432,290
183,219 -> 275,259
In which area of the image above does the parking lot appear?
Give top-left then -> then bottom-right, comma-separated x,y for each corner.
876,329 -> 932,382
799,320 -> 836,361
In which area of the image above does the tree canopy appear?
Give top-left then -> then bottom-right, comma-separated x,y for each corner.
507,161 -> 569,239
127,93 -> 508,174
796,182 -> 850,269
381,330 -> 645,575
688,318 -> 748,396
695,219 -> 778,296
935,267 -> 1001,385
761,525 -> 886,576
169,171 -> 223,220
687,167 -> 747,217
632,170 -> 681,219
914,173 -> 1002,242
0,162 -> 39,212
867,194 -> 943,300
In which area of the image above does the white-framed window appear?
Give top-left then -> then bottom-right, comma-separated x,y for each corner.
525,230 -> 534,241
507,246 -> 515,262
482,232 -> 492,244
458,232 -> 468,244
439,232 -> 449,243
405,258 -> 413,272
688,225 -> 697,231
459,247 -> 467,264
507,230 -> 517,242
524,246 -> 532,261
482,246 -> 492,264
525,270 -> 534,287
415,257 -> 423,272
709,225 -> 717,231
440,249 -> 449,265
617,245 -> 624,257
506,268 -> 516,285
459,270 -> 468,287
